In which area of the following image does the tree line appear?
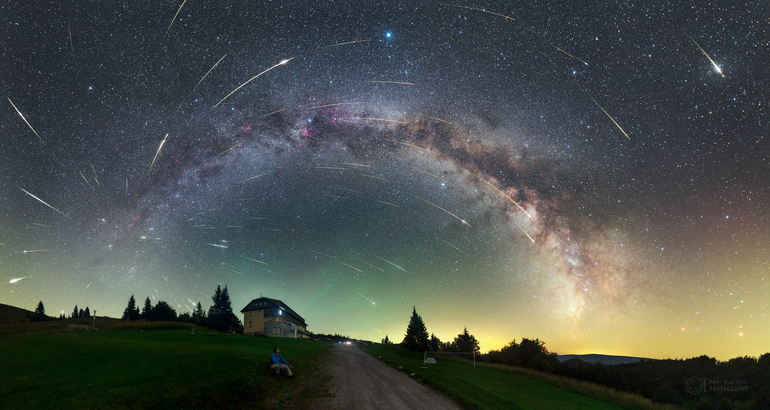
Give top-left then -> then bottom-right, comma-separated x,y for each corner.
386,306 -> 770,409
121,285 -> 242,331
384,306 -> 481,354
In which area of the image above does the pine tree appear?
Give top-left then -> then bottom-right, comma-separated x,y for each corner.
381,335 -> 392,344
141,297 -> 152,319
79,308 -> 84,317
208,285 -> 241,331
453,326 -> 480,353
33,301 -> 46,321
429,333 -> 441,352
402,306 -> 430,351
150,301 -> 177,321
72,305 -> 79,318
84,307 -> 90,317
122,295 -> 140,320
194,302 -> 206,326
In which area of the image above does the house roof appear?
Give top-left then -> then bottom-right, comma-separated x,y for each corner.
240,297 -> 306,325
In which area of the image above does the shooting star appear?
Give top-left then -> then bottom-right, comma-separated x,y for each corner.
339,262 -> 363,272
231,269 -> 244,275
375,256 -> 409,273
162,275 -> 168,281
86,281 -> 92,289
325,39 -> 371,48
466,171 -> 534,220
308,249 -> 334,259
7,98 -> 42,142
255,108 -> 287,120
442,239 -> 462,252
685,33 -> 724,77
23,249 -> 49,253
68,22 -> 74,56
375,200 -> 400,208
513,222 -> 535,243
357,258 -> 385,272
19,187 -> 69,218
416,113 -> 453,125
90,164 -> 100,187
226,173 -> 268,188
347,117 -> 407,125
215,141 -> 245,158
547,42 -> 589,66
243,256 -> 268,265
165,0 -> 188,35
449,4 -> 516,22
149,133 -> 169,171
207,243 -> 228,249
414,196 -> 471,227
420,169 -> 457,187
362,81 -> 415,86
194,54 -> 227,90
308,102 -> 365,110
80,172 -> 90,186
9,275 -> 33,284
591,98 -> 631,140
212,58 -> 295,109
356,292 -> 376,305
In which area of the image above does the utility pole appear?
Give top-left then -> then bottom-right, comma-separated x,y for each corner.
92,310 -> 96,330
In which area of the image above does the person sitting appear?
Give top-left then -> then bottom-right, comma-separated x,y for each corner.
270,347 -> 294,378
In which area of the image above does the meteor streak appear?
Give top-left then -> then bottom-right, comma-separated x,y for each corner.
375,256 -> 408,273
23,249 -> 49,253
149,133 -> 168,171
256,108 -> 287,120
91,164 -> 100,186
215,141 -> 245,158
243,256 -> 268,265
547,42 -> 589,66
207,243 -> 228,249
414,196 -> 471,227
326,39 -> 371,47
308,102 -> 365,110
226,173 -> 268,189
194,54 -> 227,90
68,22 -> 74,56
212,58 -> 294,109
339,262 -> 363,272
375,200 -> 399,208
466,171 -> 534,220
7,98 -> 42,142
362,81 -> 415,86
685,33 -> 724,77
165,0 -> 188,35
420,170 -> 457,187
356,292 -> 376,305
80,172 -> 90,185
513,222 -> 535,243
9,275 -> 32,284
19,187 -> 69,218
308,249 -> 334,258
449,4 -> 516,22
348,117 -> 407,125
442,239 -> 462,252
591,98 -> 631,140
416,113 -> 453,125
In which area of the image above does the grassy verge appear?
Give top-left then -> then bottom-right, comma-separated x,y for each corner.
363,344 -> 677,410
0,329 -> 334,410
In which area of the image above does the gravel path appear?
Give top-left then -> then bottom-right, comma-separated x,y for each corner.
316,343 -> 461,410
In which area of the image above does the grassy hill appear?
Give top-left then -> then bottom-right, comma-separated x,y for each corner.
0,302 -> 33,322
0,328 -> 334,410
363,344 -> 678,410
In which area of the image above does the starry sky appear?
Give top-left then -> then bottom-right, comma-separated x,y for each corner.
1,1 -> 767,360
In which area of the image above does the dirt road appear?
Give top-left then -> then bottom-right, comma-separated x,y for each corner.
316,343 -> 460,410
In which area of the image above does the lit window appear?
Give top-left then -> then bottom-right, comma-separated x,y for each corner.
249,322 -> 252,328
258,311 -> 262,316
249,312 -> 252,317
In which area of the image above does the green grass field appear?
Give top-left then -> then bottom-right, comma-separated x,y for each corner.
0,328 -> 333,410
363,344 -> 677,410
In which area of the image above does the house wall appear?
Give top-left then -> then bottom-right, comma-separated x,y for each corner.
243,309 -> 269,333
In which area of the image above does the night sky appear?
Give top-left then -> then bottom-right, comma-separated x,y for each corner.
1,1 -> 767,360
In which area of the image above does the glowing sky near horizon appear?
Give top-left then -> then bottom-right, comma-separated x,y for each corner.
1,1 -> 767,361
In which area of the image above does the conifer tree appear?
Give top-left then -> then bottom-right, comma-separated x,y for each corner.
72,305 -> 79,318
402,306 -> 430,351
122,295 -> 140,320
429,333 -> 441,351
79,308 -> 84,317
453,326 -> 480,353
194,302 -> 206,326
33,301 -> 46,321
141,297 -> 152,319
381,335 -> 393,344
84,307 -> 90,317
208,285 -> 241,331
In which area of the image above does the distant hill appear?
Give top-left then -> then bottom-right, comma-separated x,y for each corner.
557,354 -> 656,365
0,303 -> 33,322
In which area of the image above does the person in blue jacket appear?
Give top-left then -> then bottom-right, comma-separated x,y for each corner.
271,347 -> 294,378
